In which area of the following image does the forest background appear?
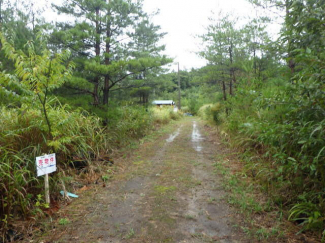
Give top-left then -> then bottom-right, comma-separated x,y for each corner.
0,0 -> 324,240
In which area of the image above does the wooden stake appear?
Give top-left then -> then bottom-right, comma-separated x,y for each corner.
45,173 -> 50,204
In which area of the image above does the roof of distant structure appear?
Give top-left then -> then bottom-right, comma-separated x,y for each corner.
152,100 -> 175,105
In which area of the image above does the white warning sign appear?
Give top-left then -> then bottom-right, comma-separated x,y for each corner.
36,153 -> 57,177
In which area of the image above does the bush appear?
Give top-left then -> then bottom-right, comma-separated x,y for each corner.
109,105 -> 154,144
220,77 -> 325,233
0,103 -> 183,233
0,104 -> 109,232
198,103 -> 222,124
150,106 -> 181,124
197,104 -> 213,120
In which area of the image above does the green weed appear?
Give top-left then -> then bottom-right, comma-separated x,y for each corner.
213,157 -> 286,241
58,218 -> 70,225
289,201 -> 324,232
154,185 -> 176,194
124,228 -> 135,239
101,175 -> 110,182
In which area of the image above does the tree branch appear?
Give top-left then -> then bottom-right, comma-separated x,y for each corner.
64,84 -> 95,95
110,83 -> 147,92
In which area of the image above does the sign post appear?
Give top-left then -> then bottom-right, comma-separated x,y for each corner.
45,174 -> 50,204
36,153 -> 57,204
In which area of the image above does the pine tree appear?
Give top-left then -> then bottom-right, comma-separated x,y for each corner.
199,13 -> 245,100
52,0 -> 170,107
126,17 -> 170,104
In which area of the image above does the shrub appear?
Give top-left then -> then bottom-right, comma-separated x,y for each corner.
150,106 -> 181,124
197,103 -> 222,124
110,105 -> 153,144
220,77 -> 325,233
0,104 -> 109,233
197,104 -> 213,120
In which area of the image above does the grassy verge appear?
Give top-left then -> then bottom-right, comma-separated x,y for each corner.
208,126 -> 321,242
213,157 -> 286,241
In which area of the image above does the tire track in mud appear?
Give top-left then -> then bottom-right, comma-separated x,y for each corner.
47,123 -> 185,243
176,120 -> 237,243
37,118 -> 244,243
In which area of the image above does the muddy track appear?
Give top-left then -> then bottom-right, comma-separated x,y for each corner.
36,118 -> 246,243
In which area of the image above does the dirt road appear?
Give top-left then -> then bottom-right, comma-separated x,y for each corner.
39,118 -> 246,243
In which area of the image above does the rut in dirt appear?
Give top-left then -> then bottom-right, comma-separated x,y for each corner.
37,118 -> 244,243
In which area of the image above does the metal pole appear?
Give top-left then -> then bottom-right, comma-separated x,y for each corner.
177,62 -> 181,110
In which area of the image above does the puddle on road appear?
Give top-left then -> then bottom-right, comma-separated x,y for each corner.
166,126 -> 182,143
192,122 -> 203,152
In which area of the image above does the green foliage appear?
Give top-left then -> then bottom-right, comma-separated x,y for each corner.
150,107 -> 182,125
209,103 -> 223,124
109,105 -> 153,143
213,160 -> 284,240
196,0 -> 325,236
0,0 -> 48,73
198,104 -> 222,124
51,0 -> 171,106
197,104 -> 213,120
0,101 -> 178,235
125,228 -> 135,239
221,75 -> 325,230
0,104 -> 109,230
289,201 -> 324,232
0,32 -> 74,139
59,218 -> 70,225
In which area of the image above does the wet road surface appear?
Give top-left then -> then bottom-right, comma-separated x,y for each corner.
36,118 -> 245,243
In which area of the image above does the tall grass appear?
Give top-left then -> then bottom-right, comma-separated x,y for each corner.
0,103 -> 182,237
197,103 -> 222,124
150,106 -> 182,124
0,104 -> 109,232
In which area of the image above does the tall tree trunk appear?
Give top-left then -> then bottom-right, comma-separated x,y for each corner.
103,27 -> 110,105
103,1 -> 111,105
222,80 -> 227,101
93,7 -> 100,106
229,76 -> 233,96
228,45 -> 236,95
222,79 -> 229,116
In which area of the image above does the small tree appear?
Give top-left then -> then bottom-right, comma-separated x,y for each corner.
0,33 -> 74,139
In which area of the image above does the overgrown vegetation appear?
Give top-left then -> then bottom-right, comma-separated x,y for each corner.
0,104 -> 180,237
0,0 -> 324,240
194,0 -> 325,238
0,0 -> 178,240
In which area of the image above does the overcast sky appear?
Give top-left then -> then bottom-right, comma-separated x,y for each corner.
142,0 -> 256,71
44,0 -> 260,71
